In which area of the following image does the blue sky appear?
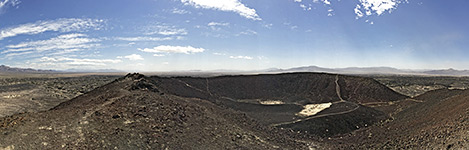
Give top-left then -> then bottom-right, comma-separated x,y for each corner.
0,0 -> 468,71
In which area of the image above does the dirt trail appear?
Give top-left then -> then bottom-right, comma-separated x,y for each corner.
335,75 -> 345,102
361,98 -> 423,107
206,78 -> 213,96
75,89 -> 128,145
174,79 -> 207,94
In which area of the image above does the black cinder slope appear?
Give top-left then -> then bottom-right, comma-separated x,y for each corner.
329,88 -> 469,149
0,73 -> 312,149
153,72 -> 407,105
151,72 -> 407,137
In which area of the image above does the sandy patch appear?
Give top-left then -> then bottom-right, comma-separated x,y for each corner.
259,100 -> 285,105
297,103 -> 332,116
2,94 -> 21,99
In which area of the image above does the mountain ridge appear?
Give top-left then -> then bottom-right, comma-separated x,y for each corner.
3,64 -> 469,76
0,65 -> 56,73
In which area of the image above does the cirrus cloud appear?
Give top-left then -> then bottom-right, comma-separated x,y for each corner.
119,54 -> 144,61
0,18 -> 104,40
139,45 -> 205,55
229,55 -> 253,60
2,33 -> 100,58
37,56 -> 121,67
143,25 -> 187,36
181,0 -> 261,20
171,8 -> 191,14
113,36 -> 176,42
0,0 -> 20,14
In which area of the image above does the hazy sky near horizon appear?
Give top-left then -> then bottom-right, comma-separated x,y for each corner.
0,0 -> 468,71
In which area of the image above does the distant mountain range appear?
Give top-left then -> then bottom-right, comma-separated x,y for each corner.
0,65 -> 56,73
0,65 -> 126,73
2,64 -> 469,76
422,68 -> 469,76
267,66 -> 469,76
63,68 -> 124,73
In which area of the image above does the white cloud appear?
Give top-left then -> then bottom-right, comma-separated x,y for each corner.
257,56 -> 267,60
309,0 -> 329,5
143,25 -> 187,36
354,4 -> 364,19
4,51 -> 33,58
181,0 -> 261,20
121,54 -> 144,61
0,18 -> 104,40
294,0 -> 405,20
355,0 -> 404,18
208,22 -> 230,26
38,56 -> 121,66
171,8 -> 191,14
214,53 -> 255,60
2,33 -> 100,58
263,23 -> 273,29
139,45 -> 205,54
300,4 -> 306,10
206,22 -> 230,31
229,55 -> 253,60
0,0 -> 20,13
153,54 -> 165,57
113,36 -> 175,41
213,52 -> 226,56
296,0 -> 332,13
236,29 -> 257,36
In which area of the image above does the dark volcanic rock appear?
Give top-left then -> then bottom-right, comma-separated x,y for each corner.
154,72 -> 407,104
278,104 -> 387,137
150,72 -> 407,137
0,72 -> 464,149
0,74 -> 313,149
328,88 -> 469,149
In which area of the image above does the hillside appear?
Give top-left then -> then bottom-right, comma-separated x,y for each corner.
266,65 -> 469,76
151,72 -> 407,136
154,72 -> 406,105
0,73 -> 313,149
328,88 -> 469,149
0,72 -> 465,149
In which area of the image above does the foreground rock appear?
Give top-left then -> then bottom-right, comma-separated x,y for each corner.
328,88 -> 469,149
